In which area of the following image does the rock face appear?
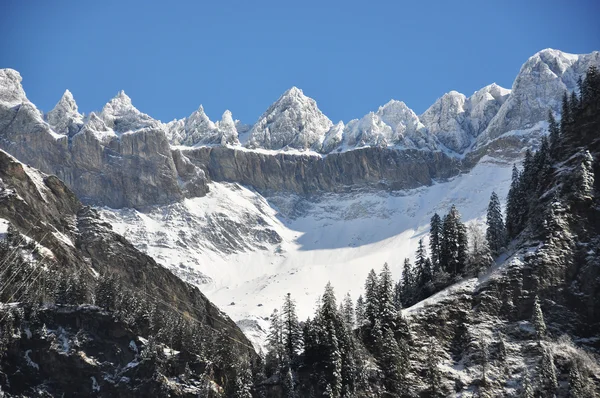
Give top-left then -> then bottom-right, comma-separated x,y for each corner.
165,106 -> 241,146
476,49 -> 600,146
0,148 -> 249,347
182,145 -> 462,195
0,72 -> 208,208
1,49 -> 599,211
420,85 -> 510,153
247,86 -> 333,150
45,89 -> 84,136
339,100 -> 436,152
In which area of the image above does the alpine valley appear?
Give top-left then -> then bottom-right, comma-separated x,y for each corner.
0,48 -> 599,397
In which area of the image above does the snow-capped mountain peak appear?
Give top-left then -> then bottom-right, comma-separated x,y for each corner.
0,68 -> 27,107
100,90 -> 160,133
475,48 -> 600,147
46,89 -> 84,136
247,86 -> 333,150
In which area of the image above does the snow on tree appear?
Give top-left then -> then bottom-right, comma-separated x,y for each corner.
506,164 -> 522,239
401,258 -> 415,307
233,364 -> 254,398
425,337 -> 444,397
364,269 -> 379,327
282,366 -> 296,398
266,309 -> 285,372
378,263 -> 398,331
486,191 -> 506,256
532,296 -> 546,340
538,345 -> 558,395
569,359 -> 595,398
355,295 -> 365,327
441,205 -> 468,276
95,273 -> 117,311
520,370 -> 535,398
430,213 -> 443,269
414,238 -> 432,298
467,223 -> 494,276
341,293 -> 354,330
282,293 -> 303,362
548,110 -> 561,158
574,150 -> 595,200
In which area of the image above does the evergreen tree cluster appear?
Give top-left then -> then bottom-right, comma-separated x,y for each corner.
398,200 -> 505,308
506,66 -> 600,239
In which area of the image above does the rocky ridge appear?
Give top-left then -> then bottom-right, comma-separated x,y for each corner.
0,49 -> 598,210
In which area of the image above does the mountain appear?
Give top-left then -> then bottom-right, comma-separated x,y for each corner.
475,48 -> 600,147
420,84 -> 510,153
0,148 -> 256,396
45,89 -> 84,137
165,107 -> 240,146
1,48 -> 600,396
247,86 -> 333,150
0,72 -> 208,208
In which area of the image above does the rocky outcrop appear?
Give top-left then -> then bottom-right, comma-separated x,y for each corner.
0,71 -> 208,208
0,149 -> 249,347
46,89 -> 84,137
181,145 -> 463,195
247,87 -> 333,150
476,49 -> 600,147
165,107 -> 240,146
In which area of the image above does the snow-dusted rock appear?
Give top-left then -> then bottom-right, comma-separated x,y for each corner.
46,90 -> 84,137
476,49 -> 600,147
0,68 -> 27,107
100,90 -> 160,133
215,110 -> 240,145
321,121 -> 345,153
420,91 -> 471,153
468,83 -> 510,136
247,86 -> 333,150
339,100 -> 435,152
165,107 -> 240,146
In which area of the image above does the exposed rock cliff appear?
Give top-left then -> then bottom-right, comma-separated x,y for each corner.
0,71 -> 208,208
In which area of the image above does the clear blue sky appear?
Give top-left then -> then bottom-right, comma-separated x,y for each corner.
1,0 -> 599,124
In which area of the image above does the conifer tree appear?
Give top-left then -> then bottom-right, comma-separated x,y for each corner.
467,223 -> 494,276
355,295 -> 365,327
548,110 -> 561,158
425,337 -> 443,397
441,205 -> 468,276
266,309 -> 285,371
364,269 -> 379,327
486,191 -> 506,256
506,164 -> 522,238
341,293 -> 354,330
320,283 -> 343,397
532,296 -> 546,340
233,365 -> 254,398
414,239 -> 432,298
539,346 -> 558,396
401,258 -> 415,307
282,367 -> 296,398
574,150 -> 595,200
561,91 -> 572,137
569,360 -> 593,398
282,293 -> 302,363
95,273 -> 117,311
378,328 -> 404,395
393,281 -> 403,311
520,370 -> 535,398
378,263 -> 398,331
430,213 -> 443,268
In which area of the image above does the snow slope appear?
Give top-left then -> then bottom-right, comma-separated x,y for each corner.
100,154 -> 514,350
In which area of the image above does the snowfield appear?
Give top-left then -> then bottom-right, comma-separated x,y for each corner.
100,155 -> 513,351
